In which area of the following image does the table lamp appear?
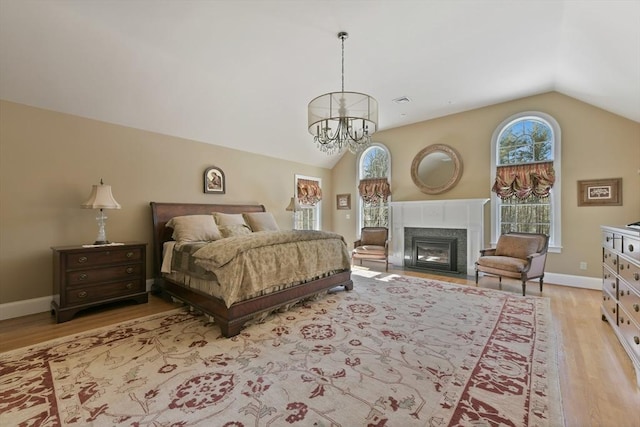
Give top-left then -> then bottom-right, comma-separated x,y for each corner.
81,179 -> 121,244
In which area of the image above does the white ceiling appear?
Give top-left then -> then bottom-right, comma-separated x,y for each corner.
1,1 -> 639,169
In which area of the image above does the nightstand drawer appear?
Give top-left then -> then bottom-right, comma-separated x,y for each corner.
65,279 -> 145,305
67,263 -> 142,285
603,265 -> 617,297
622,236 -> 640,262
65,247 -> 143,268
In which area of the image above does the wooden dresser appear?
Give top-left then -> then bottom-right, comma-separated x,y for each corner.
51,242 -> 148,322
601,225 -> 640,387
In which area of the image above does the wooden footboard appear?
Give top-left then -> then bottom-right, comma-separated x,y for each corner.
160,270 -> 352,337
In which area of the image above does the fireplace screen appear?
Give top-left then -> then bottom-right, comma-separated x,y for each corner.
411,236 -> 458,272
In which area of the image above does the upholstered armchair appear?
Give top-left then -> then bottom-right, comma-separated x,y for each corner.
475,232 -> 549,296
352,227 -> 389,271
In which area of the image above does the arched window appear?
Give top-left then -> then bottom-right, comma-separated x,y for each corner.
357,144 -> 391,229
490,112 -> 562,251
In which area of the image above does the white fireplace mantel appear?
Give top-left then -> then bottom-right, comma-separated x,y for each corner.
389,198 -> 490,276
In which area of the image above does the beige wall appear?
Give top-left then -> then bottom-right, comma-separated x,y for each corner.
2,92 -> 639,306
331,91 -> 640,279
0,101 -> 333,304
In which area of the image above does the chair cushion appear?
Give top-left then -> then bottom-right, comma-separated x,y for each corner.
494,235 -> 542,260
360,229 -> 387,246
353,245 -> 386,256
477,255 -> 528,273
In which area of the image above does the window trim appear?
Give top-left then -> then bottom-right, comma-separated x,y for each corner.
356,143 -> 391,231
490,111 -> 562,252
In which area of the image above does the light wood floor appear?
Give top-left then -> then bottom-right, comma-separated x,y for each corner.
1,264 -> 639,427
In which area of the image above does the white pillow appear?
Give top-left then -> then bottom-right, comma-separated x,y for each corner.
166,215 -> 222,243
243,212 -> 279,232
213,212 -> 248,226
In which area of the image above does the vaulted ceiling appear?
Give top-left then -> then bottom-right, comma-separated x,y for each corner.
1,1 -> 638,168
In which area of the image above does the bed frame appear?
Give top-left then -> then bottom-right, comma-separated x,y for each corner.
150,202 -> 353,337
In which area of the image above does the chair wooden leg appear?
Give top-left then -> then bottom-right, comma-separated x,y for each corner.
539,277 -> 543,292
522,280 -> 526,296
475,270 -> 479,286
499,276 -> 502,290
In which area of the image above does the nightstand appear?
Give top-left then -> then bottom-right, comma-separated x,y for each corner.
51,242 -> 148,322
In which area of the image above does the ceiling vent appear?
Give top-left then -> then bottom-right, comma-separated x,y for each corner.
392,96 -> 411,104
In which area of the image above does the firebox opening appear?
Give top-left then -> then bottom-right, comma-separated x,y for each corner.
409,236 -> 458,273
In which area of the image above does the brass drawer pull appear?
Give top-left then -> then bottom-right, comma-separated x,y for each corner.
78,291 -> 88,299
634,336 -> 640,345
606,236 -> 611,242
634,273 -> 639,281
629,244 -> 635,252
613,259 -> 617,265
634,304 -> 639,312
620,264 -> 625,270
126,251 -> 134,258
78,256 -> 88,264
125,282 -> 133,290
126,267 -> 134,274
78,273 -> 88,281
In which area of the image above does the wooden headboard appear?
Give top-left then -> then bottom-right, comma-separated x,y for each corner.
149,202 -> 266,278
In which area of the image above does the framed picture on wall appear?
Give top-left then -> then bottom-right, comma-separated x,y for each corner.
336,193 -> 351,210
204,166 -> 225,194
577,178 -> 622,206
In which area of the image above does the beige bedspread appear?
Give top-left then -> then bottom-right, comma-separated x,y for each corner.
192,230 -> 351,307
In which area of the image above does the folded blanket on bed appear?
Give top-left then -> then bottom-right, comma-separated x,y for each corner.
192,230 -> 351,307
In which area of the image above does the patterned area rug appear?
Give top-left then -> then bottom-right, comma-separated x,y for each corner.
0,271 -> 564,426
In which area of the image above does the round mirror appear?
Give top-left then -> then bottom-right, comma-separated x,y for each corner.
411,144 -> 463,195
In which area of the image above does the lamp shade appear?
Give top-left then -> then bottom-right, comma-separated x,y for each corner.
285,197 -> 300,212
81,182 -> 121,210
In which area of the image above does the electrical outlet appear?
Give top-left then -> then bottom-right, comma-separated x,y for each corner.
579,262 -> 587,270
345,214 -> 350,220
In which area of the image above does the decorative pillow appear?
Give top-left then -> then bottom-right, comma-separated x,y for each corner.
494,235 -> 541,260
219,224 -> 253,238
243,212 -> 279,232
213,212 -> 248,227
166,215 -> 222,243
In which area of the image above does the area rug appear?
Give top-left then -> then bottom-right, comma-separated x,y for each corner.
0,271 -> 564,426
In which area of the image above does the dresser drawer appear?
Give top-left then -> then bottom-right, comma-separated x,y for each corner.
65,279 -> 145,305
603,248 -> 618,273
622,236 -> 640,262
65,247 -> 143,269
619,280 -> 640,325
602,231 -> 622,251
603,265 -> 618,297
67,263 -> 142,285
618,312 -> 640,361
619,258 -> 640,293
602,289 -> 617,322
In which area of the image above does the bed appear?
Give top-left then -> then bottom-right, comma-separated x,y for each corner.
150,202 -> 353,337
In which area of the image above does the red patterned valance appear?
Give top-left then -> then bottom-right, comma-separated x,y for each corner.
492,162 -> 555,199
358,178 -> 391,205
297,179 -> 322,206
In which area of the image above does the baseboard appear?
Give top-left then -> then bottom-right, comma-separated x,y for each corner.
0,274 -> 600,321
544,272 -> 601,290
0,279 -> 155,321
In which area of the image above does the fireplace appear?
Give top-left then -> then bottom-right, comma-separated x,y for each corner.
411,236 -> 458,272
404,227 -> 467,274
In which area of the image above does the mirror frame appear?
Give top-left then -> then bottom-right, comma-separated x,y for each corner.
411,144 -> 463,195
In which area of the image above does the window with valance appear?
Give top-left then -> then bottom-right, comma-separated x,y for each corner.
358,145 -> 391,228
490,113 -> 562,251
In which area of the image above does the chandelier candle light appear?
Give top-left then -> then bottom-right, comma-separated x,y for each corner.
81,179 -> 121,245
308,32 -> 378,155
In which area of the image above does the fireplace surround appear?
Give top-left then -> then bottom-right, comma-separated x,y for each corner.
389,199 -> 489,276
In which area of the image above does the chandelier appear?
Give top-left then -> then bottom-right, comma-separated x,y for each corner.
308,32 -> 378,155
